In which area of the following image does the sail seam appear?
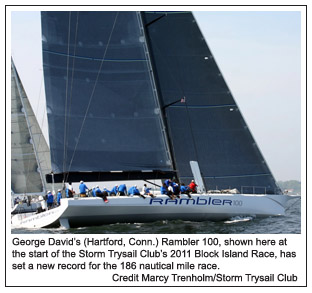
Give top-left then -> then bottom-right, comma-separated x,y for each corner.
42,50 -> 147,62
169,103 -> 236,109
180,173 -> 272,179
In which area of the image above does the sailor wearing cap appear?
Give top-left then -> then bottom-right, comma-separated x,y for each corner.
47,190 -> 54,209
128,185 -> 144,198
91,186 -> 96,197
57,189 -> 62,206
79,180 -> 89,197
117,184 -> 127,196
94,185 -> 102,196
188,180 -> 197,193
110,185 -> 118,196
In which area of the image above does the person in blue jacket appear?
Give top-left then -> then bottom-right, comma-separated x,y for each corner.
160,183 -> 168,195
91,187 -> 96,197
180,183 -> 192,198
56,189 -> 62,206
172,182 -> 181,198
161,183 -> 175,200
164,179 -> 173,187
94,185 -> 102,196
118,184 -> 127,196
110,185 -> 118,196
128,185 -> 145,198
46,191 -> 54,209
79,181 -> 88,197
103,187 -> 110,194
65,188 -> 69,198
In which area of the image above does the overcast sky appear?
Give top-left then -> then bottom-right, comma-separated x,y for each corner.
10,9 -> 302,182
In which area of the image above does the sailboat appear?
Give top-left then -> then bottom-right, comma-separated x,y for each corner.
11,11 -> 298,229
11,59 -> 62,215
11,59 -> 48,214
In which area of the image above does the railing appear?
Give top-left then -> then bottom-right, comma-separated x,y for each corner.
241,186 -> 267,194
206,186 -> 281,195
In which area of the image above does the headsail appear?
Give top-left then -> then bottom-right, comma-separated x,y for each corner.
41,11 -> 173,182
11,60 -> 52,194
142,12 -> 281,194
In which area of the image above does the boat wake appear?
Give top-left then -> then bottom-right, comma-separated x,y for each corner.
224,216 -> 254,224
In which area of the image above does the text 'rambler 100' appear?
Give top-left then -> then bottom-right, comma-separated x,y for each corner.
149,197 -> 237,206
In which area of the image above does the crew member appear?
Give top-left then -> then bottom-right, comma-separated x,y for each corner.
94,185 -> 102,196
142,184 -> 155,198
164,179 -> 172,187
180,183 -> 192,198
188,180 -> 197,193
47,191 -> 54,209
103,187 -> 110,194
118,184 -> 127,196
128,185 -> 144,198
92,187 -> 97,197
172,181 -> 181,198
66,182 -> 74,198
110,185 -> 118,196
101,188 -> 109,203
79,180 -> 89,197
56,189 -> 62,206
160,183 -> 168,195
167,184 -> 175,200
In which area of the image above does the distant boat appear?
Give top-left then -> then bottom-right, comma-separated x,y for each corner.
11,11 -> 298,229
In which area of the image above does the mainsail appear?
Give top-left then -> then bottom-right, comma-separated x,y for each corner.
41,11 -> 173,183
11,60 -> 52,194
41,11 -> 280,194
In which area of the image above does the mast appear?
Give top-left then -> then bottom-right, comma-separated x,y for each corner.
138,12 -> 178,179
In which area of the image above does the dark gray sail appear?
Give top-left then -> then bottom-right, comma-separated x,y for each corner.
141,12 -> 280,194
41,12 -> 173,182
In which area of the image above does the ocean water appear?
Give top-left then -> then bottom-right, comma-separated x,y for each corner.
11,198 -> 301,235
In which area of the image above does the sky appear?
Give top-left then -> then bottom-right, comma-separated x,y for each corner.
10,8 -> 303,182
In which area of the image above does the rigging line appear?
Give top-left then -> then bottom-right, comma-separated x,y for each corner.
37,99 -> 49,193
62,12 -> 72,178
24,94 -> 48,194
31,67 -> 48,192
64,12 -> 80,184
35,75 -> 44,117
66,11 -> 120,175
145,13 -> 167,28
29,82 -> 47,193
